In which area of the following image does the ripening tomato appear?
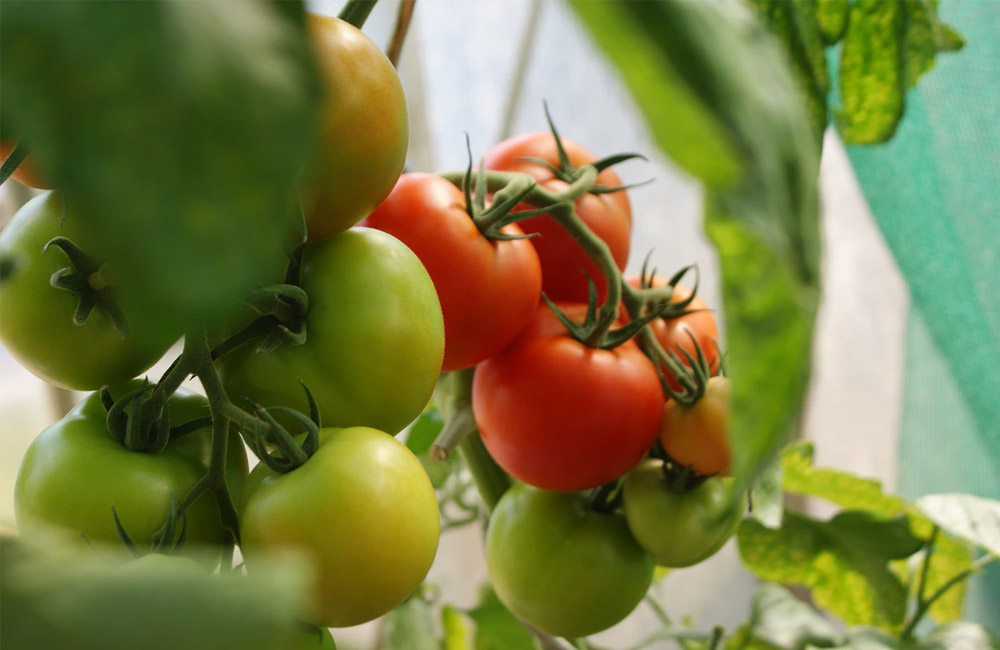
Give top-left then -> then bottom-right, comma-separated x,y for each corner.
0,192 -> 178,389
623,459 -> 745,567
362,173 -> 541,371
0,141 -> 51,189
659,376 -> 731,476
301,14 -> 408,239
473,303 -> 662,492
484,132 -> 632,302
239,427 -> 440,628
219,227 -> 444,436
14,383 -> 248,562
486,483 -> 653,638
626,277 -> 720,392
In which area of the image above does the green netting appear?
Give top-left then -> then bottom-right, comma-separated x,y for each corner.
843,0 -> 999,632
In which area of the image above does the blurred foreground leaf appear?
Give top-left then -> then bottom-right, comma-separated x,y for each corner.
0,0 -> 319,335
0,535 -> 310,650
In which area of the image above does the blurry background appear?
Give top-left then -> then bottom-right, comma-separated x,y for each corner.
2,0 -> 996,645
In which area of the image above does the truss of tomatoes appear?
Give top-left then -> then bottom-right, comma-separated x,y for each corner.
2,25 -> 740,637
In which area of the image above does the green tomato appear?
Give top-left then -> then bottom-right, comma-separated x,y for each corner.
0,192 -> 178,389
14,383 -> 248,562
485,483 -> 653,638
219,227 -> 444,435
622,459 -> 745,568
239,426 -> 440,628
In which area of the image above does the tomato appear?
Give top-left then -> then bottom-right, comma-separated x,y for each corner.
239,426 -> 440,628
0,141 -> 52,189
659,376 -> 730,476
219,228 -> 443,435
301,14 -> 408,240
361,173 -> 541,371
486,483 -> 653,638
484,132 -> 632,302
626,277 -> 720,392
622,459 -> 745,567
14,383 -> 249,562
472,303 -> 662,491
0,192 -> 179,389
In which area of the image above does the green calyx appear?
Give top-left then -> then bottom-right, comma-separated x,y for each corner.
240,382 -> 321,474
101,382 -> 208,455
513,101 -> 649,196
654,444 -> 713,492
111,492 -> 189,557
455,134 -> 551,241
588,479 -> 624,513
44,236 -> 128,336
211,245 -> 310,360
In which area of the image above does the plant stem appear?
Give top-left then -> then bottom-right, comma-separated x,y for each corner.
458,432 -> 510,515
496,0 -> 543,142
386,0 -> 416,67
338,0 -> 377,29
0,140 -> 30,186
430,405 -> 477,461
900,552 -> 996,640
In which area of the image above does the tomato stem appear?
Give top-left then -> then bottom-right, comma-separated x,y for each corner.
0,140 -> 30,186
337,0 -> 377,29
385,0 -> 415,68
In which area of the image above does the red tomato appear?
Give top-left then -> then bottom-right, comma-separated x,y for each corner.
626,277 -> 720,392
362,173 -> 541,371
472,303 -> 662,492
484,133 -> 632,303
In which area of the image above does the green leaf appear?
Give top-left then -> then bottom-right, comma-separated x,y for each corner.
567,2 -> 743,189
443,606 -> 473,650
0,1 -> 319,335
571,0 -> 821,503
920,622 -> 1000,650
836,0 -> 905,144
915,494 -> 1000,559
781,442 -> 908,518
749,454 -> 784,529
407,407 -> 445,456
900,0 -> 941,89
737,510 -> 922,628
748,0 -> 830,141
0,535 -> 309,650
816,0 -> 849,45
721,626 -> 786,650
466,584 -> 536,650
748,583 -> 840,649
780,442 -> 972,623
380,596 -> 441,650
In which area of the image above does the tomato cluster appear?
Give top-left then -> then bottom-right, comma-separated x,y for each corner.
2,9 -> 743,643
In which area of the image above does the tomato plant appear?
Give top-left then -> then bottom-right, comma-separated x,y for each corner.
484,132 -> 632,302
0,192 -> 179,390
219,227 -> 444,436
301,14 -> 408,240
13,383 -> 248,561
486,483 -> 654,638
473,303 -> 662,491
622,459 -> 744,567
362,172 -> 542,371
659,376 -> 731,476
239,426 -> 440,628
